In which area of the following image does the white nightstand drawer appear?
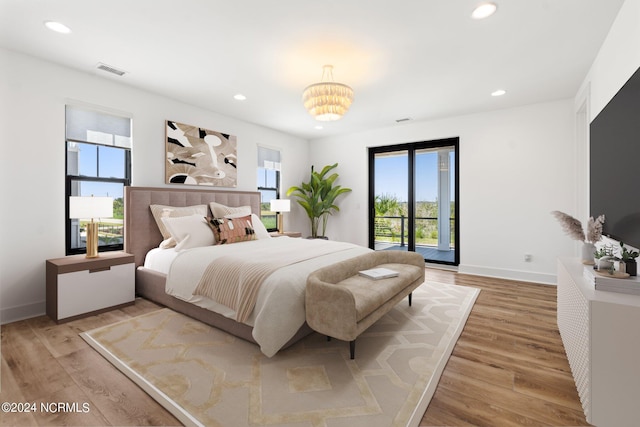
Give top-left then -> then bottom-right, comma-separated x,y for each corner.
57,263 -> 134,319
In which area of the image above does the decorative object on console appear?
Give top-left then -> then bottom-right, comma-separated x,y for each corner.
69,196 -> 113,258
302,65 -> 354,121
287,163 -> 351,239
583,264 -> 639,295
619,241 -> 639,276
551,211 -> 605,264
594,244 -> 614,270
165,120 -> 237,187
270,199 -> 290,234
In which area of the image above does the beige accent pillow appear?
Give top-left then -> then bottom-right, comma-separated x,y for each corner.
161,214 -> 215,251
150,204 -> 208,242
224,212 -> 271,240
209,202 -> 251,219
207,215 -> 256,245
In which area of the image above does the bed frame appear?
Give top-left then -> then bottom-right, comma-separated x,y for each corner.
124,186 -> 311,346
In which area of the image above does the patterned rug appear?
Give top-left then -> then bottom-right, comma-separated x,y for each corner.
81,282 -> 479,427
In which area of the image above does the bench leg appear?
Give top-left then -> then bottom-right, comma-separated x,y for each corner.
350,340 -> 356,359
327,336 -> 331,342
409,292 -> 412,306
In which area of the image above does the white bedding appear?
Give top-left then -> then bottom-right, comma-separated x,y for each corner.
144,247 -> 179,274
151,237 -> 372,357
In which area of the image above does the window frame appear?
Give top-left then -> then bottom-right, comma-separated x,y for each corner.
257,146 -> 282,233
257,167 -> 280,232
65,108 -> 132,256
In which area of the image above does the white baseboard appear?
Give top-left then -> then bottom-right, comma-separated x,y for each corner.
458,264 -> 556,285
1,301 -> 45,325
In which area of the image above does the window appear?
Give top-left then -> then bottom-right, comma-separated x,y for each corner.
65,105 -> 131,255
257,146 -> 281,232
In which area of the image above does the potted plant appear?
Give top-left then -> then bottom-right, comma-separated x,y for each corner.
619,242 -> 639,276
594,244 -> 614,270
286,163 -> 351,239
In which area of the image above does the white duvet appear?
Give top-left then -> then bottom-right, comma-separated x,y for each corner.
156,237 -> 371,357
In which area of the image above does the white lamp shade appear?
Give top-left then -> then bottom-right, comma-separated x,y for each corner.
69,196 -> 113,219
270,199 -> 290,213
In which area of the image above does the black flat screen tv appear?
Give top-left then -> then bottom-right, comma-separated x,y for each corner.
590,65 -> 640,249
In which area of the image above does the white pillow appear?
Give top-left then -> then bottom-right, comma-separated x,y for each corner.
209,201 -> 251,218
150,204 -> 208,241
250,214 -> 271,239
161,214 -> 214,250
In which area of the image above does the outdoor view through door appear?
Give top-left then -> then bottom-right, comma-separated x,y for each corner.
368,138 -> 459,265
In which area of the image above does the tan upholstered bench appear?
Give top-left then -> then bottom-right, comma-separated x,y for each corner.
306,251 -> 425,359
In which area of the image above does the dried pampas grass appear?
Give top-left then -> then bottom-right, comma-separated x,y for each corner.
551,211 -> 585,241
586,214 -> 605,243
551,211 -> 605,243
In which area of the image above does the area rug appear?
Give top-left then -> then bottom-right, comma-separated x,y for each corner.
81,281 -> 479,427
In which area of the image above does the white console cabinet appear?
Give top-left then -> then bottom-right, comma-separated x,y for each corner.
46,252 -> 135,323
557,258 -> 640,427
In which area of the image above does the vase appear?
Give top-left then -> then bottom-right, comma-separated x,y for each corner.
625,260 -> 637,276
581,242 -> 595,265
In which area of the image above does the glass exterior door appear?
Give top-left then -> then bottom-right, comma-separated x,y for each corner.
372,150 -> 410,252
369,138 -> 458,265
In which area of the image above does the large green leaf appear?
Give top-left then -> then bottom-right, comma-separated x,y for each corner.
286,163 -> 351,237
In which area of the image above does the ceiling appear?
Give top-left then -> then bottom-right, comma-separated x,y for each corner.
0,0 -> 626,140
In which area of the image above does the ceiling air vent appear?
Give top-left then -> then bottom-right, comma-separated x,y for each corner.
96,63 -> 126,76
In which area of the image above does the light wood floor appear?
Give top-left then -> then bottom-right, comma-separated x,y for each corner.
0,269 -> 589,426
421,270 -> 589,426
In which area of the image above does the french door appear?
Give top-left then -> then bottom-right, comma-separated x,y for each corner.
368,138 -> 459,265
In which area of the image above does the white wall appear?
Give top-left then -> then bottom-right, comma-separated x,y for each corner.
0,48 -> 310,324
580,0 -> 640,122
308,100 -> 577,284
573,0 -> 640,236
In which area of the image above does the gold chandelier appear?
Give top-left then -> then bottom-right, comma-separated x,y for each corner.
302,65 -> 354,121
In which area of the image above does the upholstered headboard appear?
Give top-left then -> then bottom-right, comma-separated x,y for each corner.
124,186 -> 262,267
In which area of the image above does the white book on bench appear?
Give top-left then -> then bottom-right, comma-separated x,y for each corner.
358,267 -> 399,280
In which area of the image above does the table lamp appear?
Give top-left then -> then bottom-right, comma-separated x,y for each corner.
69,196 -> 114,258
270,199 -> 290,234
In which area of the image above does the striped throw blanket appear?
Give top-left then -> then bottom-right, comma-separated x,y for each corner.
193,241 -> 349,322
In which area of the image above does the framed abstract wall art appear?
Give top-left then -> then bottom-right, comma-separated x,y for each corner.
165,120 -> 237,187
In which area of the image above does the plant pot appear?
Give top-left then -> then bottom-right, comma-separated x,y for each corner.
582,242 -> 596,265
307,236 -> 329,240
625,260 -> 637,276
595,257 -> 613,271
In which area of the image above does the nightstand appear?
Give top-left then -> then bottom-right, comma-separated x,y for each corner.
269,231 -> 302,238
46,251 -> 135,323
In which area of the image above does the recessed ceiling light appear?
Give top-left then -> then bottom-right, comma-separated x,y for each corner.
314,125 -> 324,130
44,21 -> 72,34
491,89 -> 506,97
233,94 -> 247,101
471,2 -> 497,20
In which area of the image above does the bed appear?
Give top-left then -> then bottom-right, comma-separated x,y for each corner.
124,186 -> 371,356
